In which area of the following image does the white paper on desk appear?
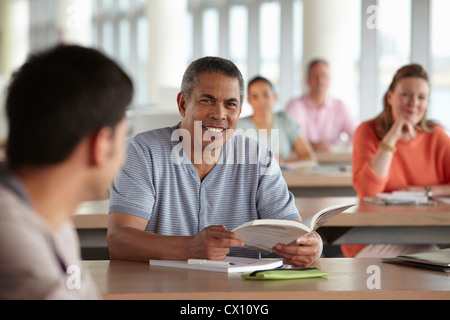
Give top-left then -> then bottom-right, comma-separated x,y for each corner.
149,256 -> 283,273
436,197 -> 450,204
281,160 -> 317,171
305,165 -> 352,174
376,192 -> 429,204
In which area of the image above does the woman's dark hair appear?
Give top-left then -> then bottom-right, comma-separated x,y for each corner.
6,45 -> 133,168
247,76 -> 274,93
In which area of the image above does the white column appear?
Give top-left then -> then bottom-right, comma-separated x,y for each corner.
56,0 -> 92,47
0,0 -> 30,141
302,0 -> 360,112
1,0 -> 29,77
145,0 -> 188,111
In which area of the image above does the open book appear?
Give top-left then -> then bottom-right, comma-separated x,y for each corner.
233,203 -> 355,255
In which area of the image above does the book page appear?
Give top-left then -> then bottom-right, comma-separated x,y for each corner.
301,203 -> 355,230
234,220 -> 310,255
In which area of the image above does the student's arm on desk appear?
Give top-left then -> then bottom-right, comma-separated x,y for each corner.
107,212 -> 244,262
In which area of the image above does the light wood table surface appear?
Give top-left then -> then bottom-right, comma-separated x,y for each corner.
282,170 -> 352,187
84,258 -> 450,300
74,197 -> 450,250
74,197 -> 450,229
296,197 -> 450,227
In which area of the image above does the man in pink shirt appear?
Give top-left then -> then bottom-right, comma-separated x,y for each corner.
286,59 -> 358,152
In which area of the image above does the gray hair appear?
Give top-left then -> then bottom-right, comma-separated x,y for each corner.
181,56 -> 245,107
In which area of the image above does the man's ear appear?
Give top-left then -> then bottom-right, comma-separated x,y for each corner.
88,127 -> 113,167
177,92 -> 187,118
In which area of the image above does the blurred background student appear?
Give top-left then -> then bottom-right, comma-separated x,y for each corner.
343,63 -> 450,258
237,76 -> 315,163
286,59 -> 358,152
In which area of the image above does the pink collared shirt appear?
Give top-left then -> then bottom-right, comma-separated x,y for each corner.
286,94 -> 358,144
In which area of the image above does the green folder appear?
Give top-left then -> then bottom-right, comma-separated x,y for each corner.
241,267 -> 328,280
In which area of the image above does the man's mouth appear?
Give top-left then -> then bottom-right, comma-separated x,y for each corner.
204,126 -> 226,133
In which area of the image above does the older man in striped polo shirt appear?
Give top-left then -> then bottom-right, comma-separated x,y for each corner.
107,57 -> 323,267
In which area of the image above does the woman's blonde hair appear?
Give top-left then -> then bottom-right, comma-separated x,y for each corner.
375,63 -> 438,140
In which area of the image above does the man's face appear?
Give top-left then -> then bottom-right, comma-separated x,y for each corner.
307,62 -> 330,96
178,72 -> 242,153
91,117 -> 129,200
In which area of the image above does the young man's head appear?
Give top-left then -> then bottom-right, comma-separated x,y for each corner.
6,45 -> 133,168
5,45 -> 133,198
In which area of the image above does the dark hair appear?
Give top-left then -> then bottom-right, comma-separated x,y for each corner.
181,56 -> 245,107
6,45 -> 133,168
307,58 -> 329,76
376,63 -> 437,139
247,76 -> 274,93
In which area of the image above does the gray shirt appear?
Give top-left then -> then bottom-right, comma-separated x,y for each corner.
0,164 -> 99,300
109,125 -> 300,258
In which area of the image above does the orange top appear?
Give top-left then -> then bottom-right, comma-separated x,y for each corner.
342,119 -> 450,258
352,119 -> 450,198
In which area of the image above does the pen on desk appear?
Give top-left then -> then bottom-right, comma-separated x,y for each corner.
187,259 -> 235,266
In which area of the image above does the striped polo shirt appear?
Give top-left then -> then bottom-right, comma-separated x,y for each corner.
109,124 -> 300,258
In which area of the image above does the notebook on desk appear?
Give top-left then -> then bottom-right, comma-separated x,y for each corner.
365,191 -> 433,206
149,256 -> 283,273
383,248 -> 450,272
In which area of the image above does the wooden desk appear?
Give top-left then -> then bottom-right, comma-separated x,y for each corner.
74,197 -> 450,246
296,197 -> 450,227
283,170 -> 352,187
316,151 -> 351,163
75,200 -> 110,229
282,167 -> 355,197
296,197 -> 450,245
83,258 -> 450,300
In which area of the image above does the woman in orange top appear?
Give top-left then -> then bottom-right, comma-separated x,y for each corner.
342,64 -> 450,258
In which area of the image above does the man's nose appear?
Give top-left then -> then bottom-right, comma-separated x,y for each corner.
209,104 -> 226,119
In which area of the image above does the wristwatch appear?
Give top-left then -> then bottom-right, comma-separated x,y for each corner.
425,186 -> 433,199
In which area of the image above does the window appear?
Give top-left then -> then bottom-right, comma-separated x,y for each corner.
229,5 -> 248,80
29,0 -> 58,52
92,0 -> 148,107
189,0 -> 303,116
202,8 -> 220,57
259,1 -> 281,90
376,0 -> 412,110
430,0 -> 450,131
291,0 -> 303,99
